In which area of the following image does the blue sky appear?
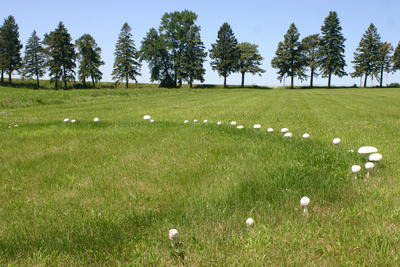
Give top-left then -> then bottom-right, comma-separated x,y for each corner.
1,0 -> 400,86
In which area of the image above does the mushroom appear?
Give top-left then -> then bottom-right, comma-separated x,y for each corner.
217,121 -> 223,125
332,138 -> 341,145
267,128 -> 274,133
71,119 -> 76,123
184,120 -> 189,124
300,196 -> 310,214
284,132 -> 293,138
93,117 -> 100,122
246,218 -> 255,227
253,124 -> 262,129
143,115 -> 151,120
368,153 -> 383,163
230,121 -> 237,126
351,165 -> 361,179
302,133 -> 310,139
150,119 -> 155,123
193,119 -> 198,123
203,120 -> 208,123
63,118 -> 70,122
237,125 -> 244,129
281,128 -> 289,133
365,162 -> 375,178
168,229 -> 179,242
358,146 -> 378,158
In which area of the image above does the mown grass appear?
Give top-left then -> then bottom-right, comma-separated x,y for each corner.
0,86 -> 399,265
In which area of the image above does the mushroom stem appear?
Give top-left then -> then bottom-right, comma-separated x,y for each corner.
366,171 -> 370,178
303,206 -> 308,214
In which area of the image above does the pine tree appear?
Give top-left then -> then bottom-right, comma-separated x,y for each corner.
209,23 -> 240,88
181,25 -> 207,88
271,23 -> 306,89
0,16 -> 22,84
140,28 -> 174,87
351,24 -> 381,88
319,11 -> 347,88
112,23 -> 141,88
44,22 -> 76,90
22,31 -> 46,88
392,42 -> 400,75
160,10 -> 197,87
76,34 -> 104,88
376,42 -> 393,87
302,34 -> 321,88
238,42 -> 265,88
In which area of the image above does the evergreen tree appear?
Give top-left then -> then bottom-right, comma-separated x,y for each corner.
22,31 -> 46,88
319,11 -> 347,88
160,10 -> 197,87
238,42 -> 265,88
271,23 -> 306,89
209,23 -> 240,88
76,34 -> 104,88
376,42 -> 393,87
44,22 -> 76,90
140,28 -> 174,87
0,16 -> 22,84
0,24 -> 4,82
392,42 -> 400,75
351,24 -> 381,88
112,23 -> 141,88
302,34 -> 321,88
181,25 -> 207,88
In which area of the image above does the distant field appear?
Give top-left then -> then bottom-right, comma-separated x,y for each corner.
0,86 -> 399,265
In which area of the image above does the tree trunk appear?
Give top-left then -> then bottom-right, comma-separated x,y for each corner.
63,65 -> 67,90
36,73 -> 40,89
380,69 -> 384,88
8,71 -> 12,84
223,76 -> 227,88
310,68 -> 314,88
126,76 -> 129,88
91,75 -> 96,89
178,79 -> 182,88
328,73 -> 331,88
83,77 -> 86,88
189,77 -> 193,88
55,79 -> 58,90
241,72 -> 245,88
290,74 -> 294,89
1,70 -> 3,83
174,73 -> 178,88
364,73 -> 368,88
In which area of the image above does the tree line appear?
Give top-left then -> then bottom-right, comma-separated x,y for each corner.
0,10 -> 400,89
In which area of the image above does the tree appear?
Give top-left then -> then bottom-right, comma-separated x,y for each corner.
140,28 -> 174,87
392,42 -> 400,75
302,34 -> 321,88
22,30 -> 46,88
319,11 -> 347,88
0,24 -> 4,83
209,22 -> 240,88
351,24 -> 381,88
112,23 -> 141,88
237,42 -> 265,88
44,22 -> 76,90
181,25 -> 207,88
376,42 -> 393,88
271,23 -> 306,89
159,10 -> 197,87
76,34 -> 104,88
0,16 -> 22,84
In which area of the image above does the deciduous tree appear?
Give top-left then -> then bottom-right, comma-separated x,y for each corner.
392,42 -> 400,75
376,42 -> 393,87
302,34 -> 321,88
22,30 -> 46,88
238,42 -> 265,88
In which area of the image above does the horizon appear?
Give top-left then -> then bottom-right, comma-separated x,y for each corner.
1,0 -> 400,87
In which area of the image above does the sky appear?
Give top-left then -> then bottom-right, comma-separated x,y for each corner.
1,0 -> 400,87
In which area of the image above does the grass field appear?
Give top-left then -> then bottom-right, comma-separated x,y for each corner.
0,86 -> 400,265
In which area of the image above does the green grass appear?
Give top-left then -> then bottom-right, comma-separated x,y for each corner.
0,86 -> 400,265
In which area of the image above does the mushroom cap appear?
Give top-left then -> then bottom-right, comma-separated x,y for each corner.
300,196 -> 310,206
71,119 -> 76,123
184,120 -> 189,123
168,229 -> 179,240
63,118 -> 70,122
351,165 -> 361,173
193,119 -> 198,123
217,121 -> 223,125
230,121 -> 237,125
333,138 -> 341,144
237,125 -> 244,129
303,133 -> 310,139
253,124 -> 262,129
369,153 -> 383,162
246,218 -> 255,226
150,119 -> 155,123
358,146 -> 378,154
280,128 -> 289,133
284,132 -> 293,138
203,120 -> 208,123
143,115 -> 151,120
267,128 -> 274,132
365,162 -> 375,170
93,117 -> 100,122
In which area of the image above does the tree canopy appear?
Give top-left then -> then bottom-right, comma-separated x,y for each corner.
238,42 -> 265,88
302,34 -> 321,88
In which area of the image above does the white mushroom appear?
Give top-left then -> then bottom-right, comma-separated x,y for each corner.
300,196 -> 310,214
358,146 -> 378,155
246,218 -> 255,227
184,120 -> 189,124
369,153 -> 383,163
365,162 -> 375,178
63,118 -> 70,122
150,119 -> 155,123
302,133 -> 310,139
71,119 -> 76,123
143,115 -> 151,120
168,229 -> 179,242
253,124 -> 262,129
280,128 -> 289,133
217,121 -> 223,125
237,125 -> 244,129
203,120 -> 208,123
284,132 -> 293,138
333,138 -> 341,145
351,165 -> 361,179
93,117 -> 100,122
230,121 -> 237,126
267,128 -> 274,133
193,119 -> 198,123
